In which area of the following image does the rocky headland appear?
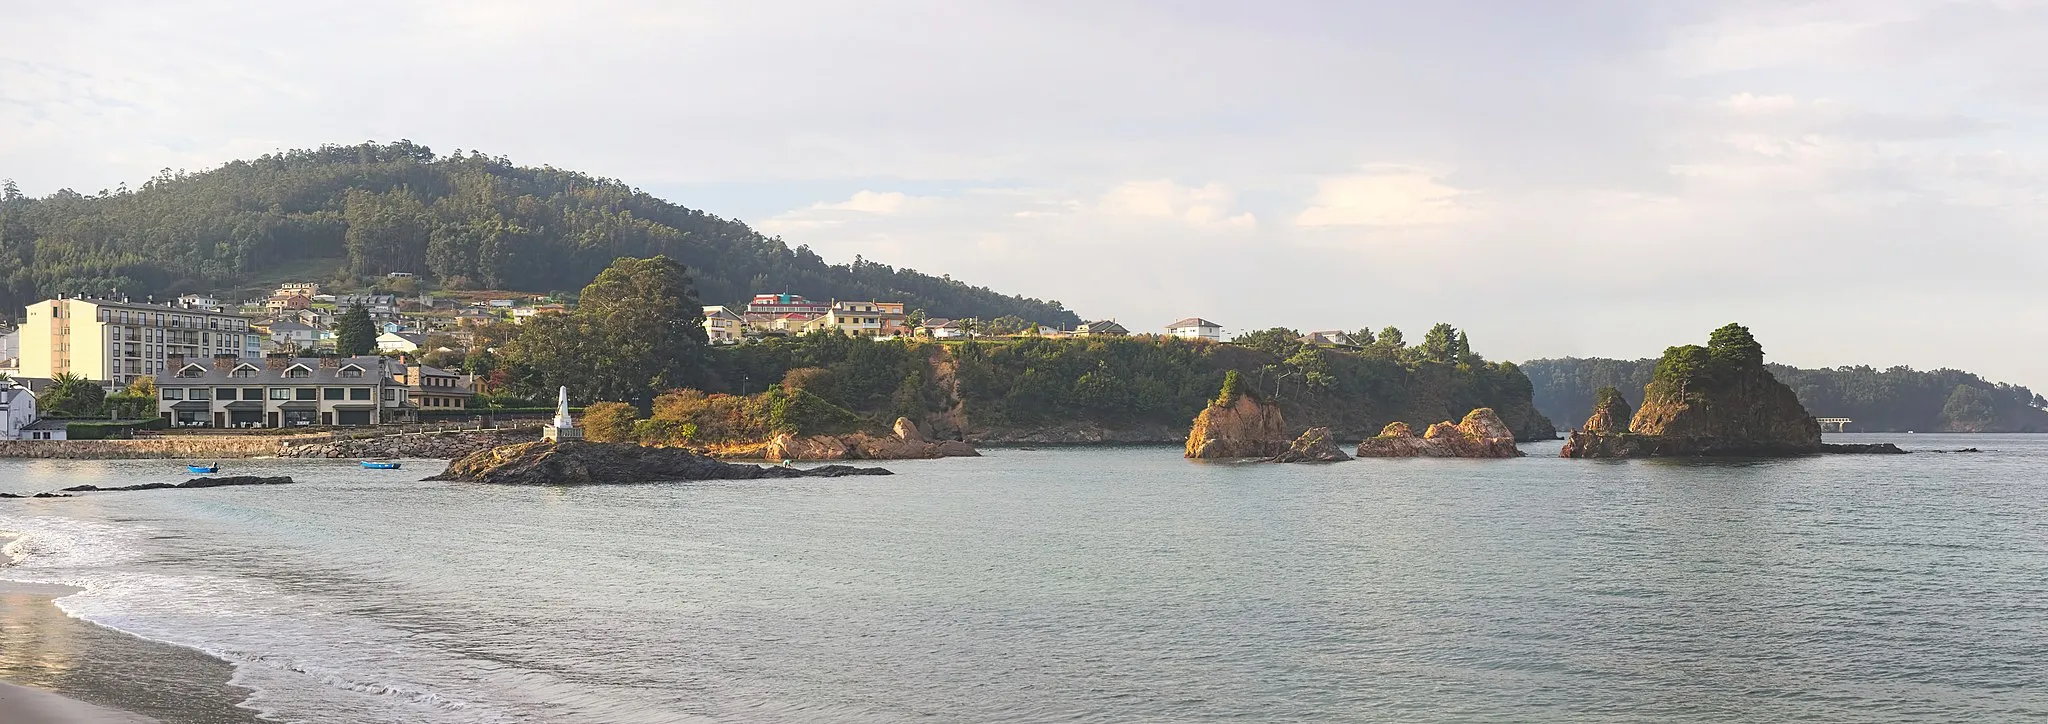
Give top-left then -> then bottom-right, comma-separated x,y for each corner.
1354,408 -> 1524,458
429,441 -> 893,485
1270,427 -> 1352,463
1185,373 -> 1290,459
1562,324 -> 1843,458
282,429 -> 540,459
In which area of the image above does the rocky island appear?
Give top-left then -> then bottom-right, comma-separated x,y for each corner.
1562,324 -> 1904,458
428,441 -> 893,485
1354,408 -> 1524,458
1185,372 -> 1291,459
1270,427 -> 1352,463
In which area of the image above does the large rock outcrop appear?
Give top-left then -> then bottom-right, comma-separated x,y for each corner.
1563,324 -> 1823,458
1355,409 -> 1524,458
1185,384 -> 1289,459
1582,387 -> 1634,433
710,418 -> 981,461
429,441 -> 892,484
1270,427 -> 1352,463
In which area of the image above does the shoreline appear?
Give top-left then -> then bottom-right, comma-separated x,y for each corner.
0,534 -> 260,724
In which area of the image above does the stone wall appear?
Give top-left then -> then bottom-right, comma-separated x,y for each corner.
0,437 -> 291,459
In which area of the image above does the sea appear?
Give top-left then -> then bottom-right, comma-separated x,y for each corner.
1,434 -> 2045,723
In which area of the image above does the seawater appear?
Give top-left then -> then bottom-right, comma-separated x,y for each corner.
2,435 -> 2046,723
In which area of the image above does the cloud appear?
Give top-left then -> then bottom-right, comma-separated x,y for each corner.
1293,168 -> 1468,228
1098,180 -> 1256,228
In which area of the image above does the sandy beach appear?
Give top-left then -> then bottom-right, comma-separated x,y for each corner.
0,535 -> 258,724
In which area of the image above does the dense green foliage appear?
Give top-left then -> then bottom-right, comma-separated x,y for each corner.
1524,357 -> 2048,433
502,256 -> 709,404
705,326 -> 1554,439
580,402 -> 638,443
335,304 -> 376,356
37,373 -> 107,417
0,142 -> 1078,325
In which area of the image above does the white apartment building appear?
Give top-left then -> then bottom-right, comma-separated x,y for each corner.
19,297 -> 264,387
1166,318 -> 1224,341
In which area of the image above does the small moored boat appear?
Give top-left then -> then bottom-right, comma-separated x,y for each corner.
187,464 -> 219,474
359,460 -> 402,470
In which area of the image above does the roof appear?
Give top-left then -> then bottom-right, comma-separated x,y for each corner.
922,318 -> 955,328
379,332 -> 427,344
268,321 -> 314,331
162,356 -> 400,386
23,418 -> 70,430
1167,318 -> 1221,329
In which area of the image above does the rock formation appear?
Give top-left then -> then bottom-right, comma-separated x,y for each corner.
429,441 -> 893,485
1582,387 -> 1634,433
714,417 -> 982,461
61,476 -> 295,492
1563,324 -> 1824,458
1354,409 -> 1523,458
1269,427 -> 1352,463
1186,375 -> 1290,459
282,429 -> 540,459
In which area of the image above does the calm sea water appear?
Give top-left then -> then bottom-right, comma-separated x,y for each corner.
1,434 -> 2046,723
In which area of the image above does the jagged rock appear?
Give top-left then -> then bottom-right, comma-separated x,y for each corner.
1564,324 -> 1823,458
1186,394 -> 1289,459
934,440 -> 980,457
282,429 -> 539,459
1270,427 -> 1352,463
60,476 -> 294,493
1583,387 -> 1634,433
893,417 -> 926,442
754,430 -> 979,461
1355,408 -> 1523,458
430,441 -> 893,484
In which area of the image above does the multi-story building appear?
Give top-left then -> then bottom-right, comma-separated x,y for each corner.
19,297 -> 263,387
158,355 -> 411,427
745,293 -> 832,318
702,306 -> 744,344
395,363 -> 474,411
1166,318 -> 1224,341
277,282 -> 321,297
818,301 -> 908,337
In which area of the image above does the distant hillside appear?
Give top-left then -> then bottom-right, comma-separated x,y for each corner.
1523,357 -> 2048,433
0,141 -> 1081,326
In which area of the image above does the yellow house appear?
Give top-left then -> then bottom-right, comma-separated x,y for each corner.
820,301 -> 908,337
20,296 -> 263,386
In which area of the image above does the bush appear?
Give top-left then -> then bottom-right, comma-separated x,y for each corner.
766,388 -> 862,436
581,402 -> 639,443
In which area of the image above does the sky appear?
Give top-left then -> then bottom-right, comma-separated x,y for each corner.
3,0 -> 2045,387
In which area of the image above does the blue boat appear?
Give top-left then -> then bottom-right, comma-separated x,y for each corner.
360,460 -> 401,470
187,464 -> 219,474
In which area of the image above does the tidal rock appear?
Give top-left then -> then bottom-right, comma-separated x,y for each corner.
1565,324 -> 1824,458
1270,427 -> 1352,463
1583,387 -> 1634,434
429,441 -> 892,485
60,476 -> 294,493
756,430 -> 980,462
1186,393 -> 1289,459
1820,442 -> 1910,454
1355,409 -> 1523,458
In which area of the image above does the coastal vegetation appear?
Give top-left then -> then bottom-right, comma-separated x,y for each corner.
1525,355 -> 2048,433
1561,324 -> 1824,458
0,141 -> 1077,325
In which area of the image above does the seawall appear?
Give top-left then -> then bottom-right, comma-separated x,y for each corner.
0,437 -> 292,459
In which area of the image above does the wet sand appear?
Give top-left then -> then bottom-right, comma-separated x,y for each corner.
0,536 -> 259,723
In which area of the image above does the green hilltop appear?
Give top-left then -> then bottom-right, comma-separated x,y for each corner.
0,141 -> 1080,326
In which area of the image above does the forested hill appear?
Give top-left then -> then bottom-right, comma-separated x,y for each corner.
0,141 -> 1080,325
1523,357 -> 2048,433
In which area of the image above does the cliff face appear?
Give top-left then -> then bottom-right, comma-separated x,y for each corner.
1582,387 -> 1633,433
1354,408 -> 1523,458
1563,324 -> 1822,458
1186,394 -> 1289,459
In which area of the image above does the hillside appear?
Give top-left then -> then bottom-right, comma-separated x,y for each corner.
1523,357 -> 2048,433
0,141 -> 1080,325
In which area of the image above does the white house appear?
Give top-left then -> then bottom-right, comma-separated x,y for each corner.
921,319 -> 965,339
377,331 -> 426,353
1166,317 -> 1223,341
177,293 -> 221,309
1,384 -> 36,440
702,306 -> 744,344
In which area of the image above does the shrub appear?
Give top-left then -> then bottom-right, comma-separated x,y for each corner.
581,402 -> 639,443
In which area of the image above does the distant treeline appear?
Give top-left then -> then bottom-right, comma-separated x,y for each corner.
701,328 -> 1556,441
0,141 -> 1079,325
1523,358 -> 2048,433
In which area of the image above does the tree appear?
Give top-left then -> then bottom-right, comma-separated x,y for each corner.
1232,327 -> 1303,357
1453,331 -> 1474,364
1377,326 -> 1406,349
1216,369 -> 1243,406
1940,384 -> 1997,432
1707,323 -> 1764,368
39,373 -> 106,417
1420,323 -> 1460,364
505,255 -> 709,404
335,304 -> 376,356
581,402 -> 639,443
1348,327 -> 1376,346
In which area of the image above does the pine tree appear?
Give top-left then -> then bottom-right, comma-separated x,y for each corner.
336,304 -> 376,356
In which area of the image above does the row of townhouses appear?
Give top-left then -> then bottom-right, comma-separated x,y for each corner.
156,354 -> 473,428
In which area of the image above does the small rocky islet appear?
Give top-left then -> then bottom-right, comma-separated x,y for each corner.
1183,371 -> 1524,462
427,440 -> 893,485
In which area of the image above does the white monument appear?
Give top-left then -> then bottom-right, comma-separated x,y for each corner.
543,386 -> 583,442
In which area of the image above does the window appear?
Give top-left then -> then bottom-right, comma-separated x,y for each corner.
243,388 -> 262,400
296,388 -> 316,401
339,366 -> 363,378
350,388 -> 371,401
382,389 -> 396,401
162,388 -> 184,401
323,387 -> 345,400
215,388 -> 237,401
270,388 -> 291,400
285,367 -> 310,379
188,388 -> 212,401
231,365 -> 257,378
176,365 -> 205,379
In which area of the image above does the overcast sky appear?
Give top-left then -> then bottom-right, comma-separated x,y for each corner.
4,0 -> 2045,386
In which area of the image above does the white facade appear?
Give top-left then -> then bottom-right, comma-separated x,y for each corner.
1166,318 -> 1223,341
377,332 -> 424,352
0,385 -> 34,440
